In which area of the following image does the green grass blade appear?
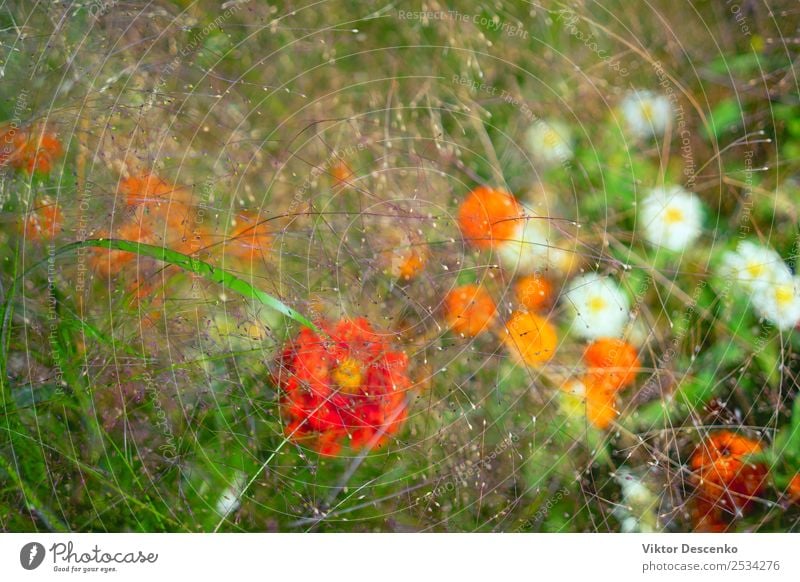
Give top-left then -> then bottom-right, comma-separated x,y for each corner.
54,239 -> 318,332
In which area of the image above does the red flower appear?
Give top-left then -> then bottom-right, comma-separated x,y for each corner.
690,431 -> 767,530
276,318 -> 410,456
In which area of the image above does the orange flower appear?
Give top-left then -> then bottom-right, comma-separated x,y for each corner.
577,366 -> 631,428
222,212 -> 271,265
331,161 -> 354,186
378,225 -> 428,281
124,274 -> 166,329
0,125 -> 62,174
458,186 -> 522,249
585,387 -> 617,430
90,217 -> 156,277
21,198 -> 63,241
383,242 -> 428,281
561,377 -> 618,429
176,223 -> 215,259
788,473 -> 800,504
503,311 -> 557,366
119,173 -> 199,254
120,173 -> 191,207
27,132 -> 62,174
690,431 -> 767,515
515,274 -> 555,312
444,284 -> 496,337
396,246 -> 427,280
583,338 -> 640,390
276,318 -> 411,456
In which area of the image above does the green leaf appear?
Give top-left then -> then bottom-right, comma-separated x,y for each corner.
705,99 -> 744,140
789,394 -> 800,452
630,372 -> 717,429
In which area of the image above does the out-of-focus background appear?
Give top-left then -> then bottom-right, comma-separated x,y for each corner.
1,0 -> 799,532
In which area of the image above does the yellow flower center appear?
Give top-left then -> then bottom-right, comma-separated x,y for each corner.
664,206 -> 684,224
242,321 -> 267,341
775,285 -> 794,307
588,296 -> 607,313
745,261 -> 765,279
331,357 -> 363,393
543,129 -> 560,149
641,102 -> 654,122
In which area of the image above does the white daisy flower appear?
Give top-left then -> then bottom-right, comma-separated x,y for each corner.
720,241 -> 800,329
525,119 -> 573,167
752,269 -> 800,330
613,469 -> 657,533
622,90 -> 672,138
564,272 -> 630,339
496,214 -> 567,275
721,241 -> 787,292
616,469 -> 653,507
639,186 -> 704,251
